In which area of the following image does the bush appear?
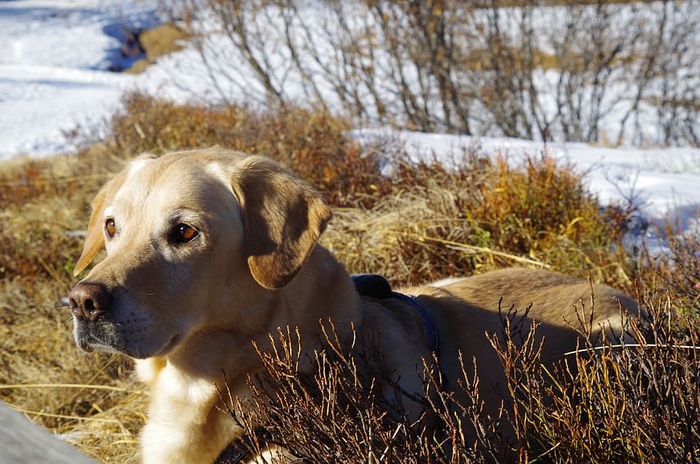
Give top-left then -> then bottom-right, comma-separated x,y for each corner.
504,297 -> 700,462
217,296 -> 699,463
636,229 -> 700,331
217,325 -> 510,463
325,146 -> 633,289
103,91 -> 392,207
180,0 -> 699,146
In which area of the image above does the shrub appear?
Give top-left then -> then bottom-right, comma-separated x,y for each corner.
216,294 -> 699,463
636,227 -> 700,331
504,296 -> 700,462
217,325 -> 509,464
182,0 -> 699,146
325,146 -> 634,288
103,91 -> 391,207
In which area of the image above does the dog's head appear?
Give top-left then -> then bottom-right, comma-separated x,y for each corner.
68,149 -> 331,359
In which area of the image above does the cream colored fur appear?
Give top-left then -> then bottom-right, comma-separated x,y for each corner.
68,148 -> 637,463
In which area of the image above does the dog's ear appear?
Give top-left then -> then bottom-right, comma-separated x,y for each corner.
231,156 -> 331,289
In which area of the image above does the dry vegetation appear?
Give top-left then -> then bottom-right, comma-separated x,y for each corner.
221,300 -> 698,463
1,94 -> 699,462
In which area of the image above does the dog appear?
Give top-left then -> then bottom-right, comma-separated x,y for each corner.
68,148 -> 638,463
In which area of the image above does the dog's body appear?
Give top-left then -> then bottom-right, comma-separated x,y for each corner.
68,148 -> 637,463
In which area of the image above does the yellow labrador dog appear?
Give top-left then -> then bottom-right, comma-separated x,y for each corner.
68,148 -> 637,463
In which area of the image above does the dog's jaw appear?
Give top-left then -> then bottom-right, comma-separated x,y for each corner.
69,278 -> 195,359
73,319 -> 125,354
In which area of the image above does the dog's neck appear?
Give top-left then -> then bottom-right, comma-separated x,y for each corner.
269,244 -> 364,344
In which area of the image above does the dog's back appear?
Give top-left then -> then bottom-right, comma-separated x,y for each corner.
406,268 -> 638,437
431,267 -> 637,347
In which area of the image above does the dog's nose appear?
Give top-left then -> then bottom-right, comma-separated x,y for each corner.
69,282 -> 109,321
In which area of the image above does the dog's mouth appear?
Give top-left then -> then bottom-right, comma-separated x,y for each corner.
74,317 -> 183,359
74,319 -> 126,354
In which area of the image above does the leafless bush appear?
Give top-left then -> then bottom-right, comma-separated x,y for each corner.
214,291 -> 699,463
637,226 -> 700,331
171,0 -> 699,146
216,324 -> 511,463
507,295 -> 700,462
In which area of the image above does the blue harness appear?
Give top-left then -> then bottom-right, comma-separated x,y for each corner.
352,274 -> 440,356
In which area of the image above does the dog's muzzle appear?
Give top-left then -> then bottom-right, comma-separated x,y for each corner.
68,281 -> 124,353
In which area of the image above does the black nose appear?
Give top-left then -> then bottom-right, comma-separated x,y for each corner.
69,282 -> 109,322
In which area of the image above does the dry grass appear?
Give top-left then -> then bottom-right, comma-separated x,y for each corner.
0,147 -> 144,462
2,93 -> 698,462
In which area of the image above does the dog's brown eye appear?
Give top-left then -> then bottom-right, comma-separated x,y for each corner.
105,218 -> 116,238
172,224 -> 198,244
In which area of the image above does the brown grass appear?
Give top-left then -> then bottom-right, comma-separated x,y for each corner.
2,93 -> 697,462
0,147 -> 142,462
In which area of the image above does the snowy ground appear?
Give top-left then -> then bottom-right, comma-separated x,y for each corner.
2,0 -> 699,248
0,0 -> 157,156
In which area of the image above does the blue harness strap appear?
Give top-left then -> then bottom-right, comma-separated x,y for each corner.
352,274 -> 440,356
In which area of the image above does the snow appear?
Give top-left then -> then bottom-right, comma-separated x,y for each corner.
1,0 -> 699,247
0,0 -> 156,156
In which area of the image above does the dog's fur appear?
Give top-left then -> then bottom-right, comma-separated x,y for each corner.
69,148 -> 638,463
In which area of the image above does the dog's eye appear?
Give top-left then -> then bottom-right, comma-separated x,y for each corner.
171,224 -> 199,244
105,218 -> 116,238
